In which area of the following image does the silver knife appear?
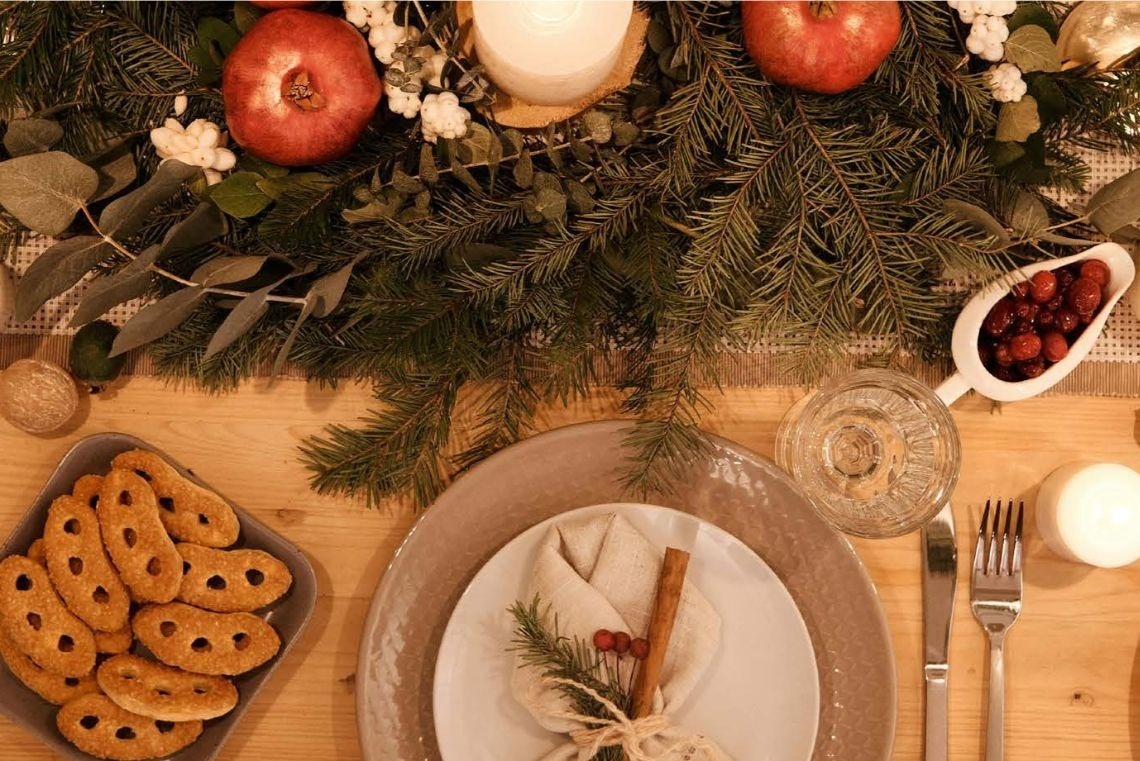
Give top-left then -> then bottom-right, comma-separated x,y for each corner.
921,503 -> 957,761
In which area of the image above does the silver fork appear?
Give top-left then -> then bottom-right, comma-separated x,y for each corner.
970,499 -> 1024,761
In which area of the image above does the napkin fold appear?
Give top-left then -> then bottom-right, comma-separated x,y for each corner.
510,512 -> 725,760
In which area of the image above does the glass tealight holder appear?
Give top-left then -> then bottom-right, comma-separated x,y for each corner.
776,369 -> 961,538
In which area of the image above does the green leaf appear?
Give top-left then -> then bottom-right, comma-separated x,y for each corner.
1003,26 -> 1061,73
160,202 -> 227,257
613,122 -> 640,147
391,167 -> 425,194
486,129 -> 503,186
208,171 -> 273,218
458,123 -> 492,163
109,287 -> 206,357
203,285 -> 271,360
310,256 -> 362,318
500,129 -> 524,157
419,143 -> 439,184
3,118 -> 63,156
91,147 -> 137,203
582,111 -> 613,144
270,298 -> 315,382
532,186 -> 567,223
192,255 -> 269,287
256,172 -> 326,201
237,154 -> 288,178
565,178 -> 595,214
513,150 -> 534,189
1007,6 -> 1058,39
0,152 -> 100,235
99,160 -> 198,239
449,157 -> 483,195
14,235 -> 110,321
646,18 -> 672,54
1088,167 -> 1140,234
1027,75 -> 1066,125
233,1 -> 263,33
70,246 -> 160,328
943,199 -> 1010,246
987,140 -> 1026,168
995,96 -> 1040,143
1008,191 -> 1049,237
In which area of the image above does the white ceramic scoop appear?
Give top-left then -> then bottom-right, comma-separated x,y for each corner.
935,242 -> 1135,406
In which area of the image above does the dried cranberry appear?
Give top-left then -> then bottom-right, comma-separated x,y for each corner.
1009,332 -> 1042,361
982,297 -> 1016,337
1037,310 -> 1055,328
978,342 -> 993,366
1042,331 -> 1069,362
1014,318 -> 1034,334
1056,309 -> 1080,334
994,342 -> 1013,367
991,365 -> 1018,382
1011,280 -> 1031,299
1029,270 -> 1058,303
1057,269 -> 1076,290
1046,294 -> 1063,311
1079,259 -> 1111,287
1067,277 -> 1102,315
1013,299 -> 1039,322
1018,357 -> 1046,378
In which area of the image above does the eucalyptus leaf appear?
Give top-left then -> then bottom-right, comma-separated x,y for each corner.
533,186 -> 567,223
419,143 -> 439,184
109,287 -> 205,357
582,111 -> 613,144
70,245 -> 161,327
988,140 -> 1025,168
1009,191 -> 1049,237
270,298 -> 315,382
1087,167 -> 1140,234
943,199 -> 1010,246
646,18 -> 672,54
256,172 -> 326,201
532,172 -> 562,194
513,150 -> 534,188
500,129 -> 524,157
995,96 -> 1040,143
237,154 -> 288,177
1003,25 -> 1061,72
160,202 -> 227,257
1039,231 -> 1098,247
91,148 -> 137,202
0,152 -> 100,235
449,157 -> 483,195
208,171 -> 273,218
99,160 -> 198,239
198,16 -> 241,56
458,123 -> 492,163
342,200 -> 395,224
1007,5 -> 1057,37
192,255 -> 268,287
14,235 -> 110,321
391,167 -> 425,194
203,285 -> 271,359
613,122 -> 640,147
3,118 -> 63,156
486,129 -> 503,186
233,1 -> 263,32
310,256 -> 363,318
565,179 -> 595,214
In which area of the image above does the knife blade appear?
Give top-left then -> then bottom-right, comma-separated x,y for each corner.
921,502 -> 957,761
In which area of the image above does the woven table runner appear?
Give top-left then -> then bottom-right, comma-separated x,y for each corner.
3,152 -> 1140,393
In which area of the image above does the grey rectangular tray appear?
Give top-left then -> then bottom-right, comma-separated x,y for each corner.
0,433 -> 318,760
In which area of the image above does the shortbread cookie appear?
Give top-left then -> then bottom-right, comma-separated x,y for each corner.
94,624 -> 134,655
97,654 -> 238,722
0,629 -> 98,705
177,543 -> 292,612
133,602 -> 280,676
71,474 -> 105,509
27,538 -> 46,565
97,470 -> 181,604
57,693 -> 202,761
111,450 -> 239,548
0,555 -> 96,677
44,495 -> 131,632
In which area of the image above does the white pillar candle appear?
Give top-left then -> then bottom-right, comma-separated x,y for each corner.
1036,462 -> 1140,568
472,0 -> 633,106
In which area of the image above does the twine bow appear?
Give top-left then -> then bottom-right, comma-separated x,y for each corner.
539,677 -> 724,761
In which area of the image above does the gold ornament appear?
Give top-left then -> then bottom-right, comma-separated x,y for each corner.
0,359 -> 80,434
1058,2 -> 1140,69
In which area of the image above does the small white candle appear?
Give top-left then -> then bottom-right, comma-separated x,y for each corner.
1036,462 -> 1140,568
472,0 -> 633,106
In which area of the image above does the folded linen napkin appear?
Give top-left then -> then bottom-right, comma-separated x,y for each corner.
510,512 -> 726,760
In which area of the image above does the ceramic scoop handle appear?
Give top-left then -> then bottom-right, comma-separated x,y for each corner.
934,372 -> 971,407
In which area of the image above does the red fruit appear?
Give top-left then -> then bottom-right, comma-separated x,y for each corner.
1055,309 -> 1080,334
740,1 -> 901,95
1042,331 -> 1068,362
1010,280 -> 1030,299
993,342 -> 1013,367
1008,332 -> 1041,361
222,10 -> 382,166
1018,357 -> 1045,378
1028,271 -> 1057,303
248,0 -> 316,7
1066,277 -> 1102,315
630,637 -> 650,660
592,629 -> 615,652
982,297 -> 1016,337
612,631 -> 631,655
1079,259 -> 1110,287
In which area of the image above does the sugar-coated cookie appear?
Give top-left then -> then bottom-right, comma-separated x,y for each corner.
133,602 -> 280,676
0,629 -> 98,705
111,450 -> 239,548
177,543 -> 292,612
94,624 -> 134,655
71,474 -> 105,509
44,495 -> 130,632
0,555 -> 96,677
96,470 -> 181,604
97,653 -> 238,722
57,693 -> 202,761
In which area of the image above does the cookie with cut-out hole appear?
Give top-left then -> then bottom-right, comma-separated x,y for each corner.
0,628 -> 98,705
95,623 -> 133,655
133,602 -> 280,676
111,450 -> 239,548
97,653 -> 238,722
0,555 -> 96,677
44,494 -> 131,632
96,470 -> 182,604
57,693 -> 202,761
176,543 -> 292,612
71,474 -> 105,510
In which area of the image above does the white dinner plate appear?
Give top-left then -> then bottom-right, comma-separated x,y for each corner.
432,502 -> 821,761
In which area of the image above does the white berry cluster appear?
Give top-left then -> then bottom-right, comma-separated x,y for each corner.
966,13 -> 1010,61
947,0 -> 1016,23
420,93 -> 471,143
343,0 -> 418,64
150,118 -> 236,185
986,62 -> 1027,103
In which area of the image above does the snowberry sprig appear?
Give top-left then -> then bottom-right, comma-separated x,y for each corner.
150,117 -> 236,185
947,0 -> 1033,105
986,62 -> 1027,103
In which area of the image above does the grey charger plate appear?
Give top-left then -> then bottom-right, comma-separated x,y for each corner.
0,433 -> 318,761
355,420 -> 897,761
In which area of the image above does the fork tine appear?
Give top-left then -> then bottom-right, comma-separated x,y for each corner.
974,499 -> 990,574
987,499 -> 1001,574
1012,500 -> 1024,574
1000,499 -> 1013,574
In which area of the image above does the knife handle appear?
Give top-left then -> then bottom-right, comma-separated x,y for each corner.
924,665 -> 949,761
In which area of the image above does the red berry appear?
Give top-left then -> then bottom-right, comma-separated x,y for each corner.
1046,294 -> 1063,311
593,629 -> 615,652
612,631 -> 631,654
1057,268 -> 1076,290
1079,259 -> 1111,287
1009,332 -> 1042,361
1067,277 -> 1102,315
630,637 -> 650,660
992,365 -> 1017,382
1055,309 -> 1080,334
1042,331 -> 1068,362
982,298 -> 1016,337
1013,299 -> 1039,322
1037,310 -> 1055,328
1011,280 -> 1030,299
994,342 -> 1013,367
1018,357 -> 1045,378
1029,270 -> 1057,303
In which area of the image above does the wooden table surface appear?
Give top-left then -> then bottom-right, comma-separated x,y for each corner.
0,377 -> 1136,760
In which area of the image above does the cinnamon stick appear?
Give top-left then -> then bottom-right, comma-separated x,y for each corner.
631,546 -> 690,720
